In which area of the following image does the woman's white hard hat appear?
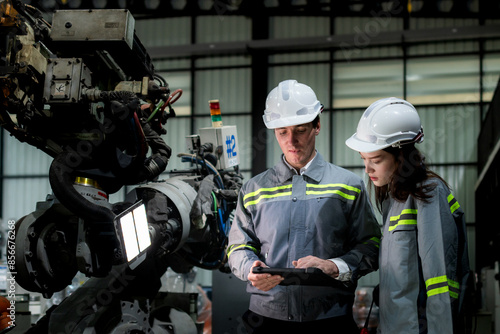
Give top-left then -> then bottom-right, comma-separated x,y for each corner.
345,97 -> 424,153
263,79 -> 322,129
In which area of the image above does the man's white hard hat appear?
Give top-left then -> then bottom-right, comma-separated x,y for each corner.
263,79 -> 322,129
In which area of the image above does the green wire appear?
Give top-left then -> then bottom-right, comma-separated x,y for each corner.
211,191 -> 218,213
146,99 -> 165,123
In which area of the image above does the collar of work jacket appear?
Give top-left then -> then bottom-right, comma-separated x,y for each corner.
282,150 -> 317,176
275,151 -> 326,185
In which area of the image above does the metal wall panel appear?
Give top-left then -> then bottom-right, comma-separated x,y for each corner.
407,40 -> 478,56
406,55 -> 480,104
315,112 -> 332,162
418,105 -> 480,164
406,18 -> 479,56
270,51 -> 330,64
409,17 -> 478,30
135,17 -> 191,47
154,58 -> 192,71
196,55 -> 251,67
194,68 -> 251,114
3,131 -> 52,176
332,108 -> 365,166
334,45 -> 403,62
162,116 -> 194,172
196,16 -> 251,43
334,16 -> 404,36
483,54 -> 500,101
485,38 -> 500,52
270,16 -> 329,38
432,165 -> 477,225
3,178 -> 52,222
333,59 -> 404,108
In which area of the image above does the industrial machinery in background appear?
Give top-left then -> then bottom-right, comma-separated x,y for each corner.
0,1 -> 242,332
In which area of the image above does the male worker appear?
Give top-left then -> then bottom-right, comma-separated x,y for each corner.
227,79 -> 381,333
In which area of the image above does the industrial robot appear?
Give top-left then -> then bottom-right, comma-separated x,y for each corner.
0,1 -> 242,332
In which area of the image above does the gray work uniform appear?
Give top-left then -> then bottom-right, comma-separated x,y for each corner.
378,178 -> 470,333
227,153 -> 381,322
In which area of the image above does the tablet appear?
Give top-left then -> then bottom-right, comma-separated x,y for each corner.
251,267 -> 341,286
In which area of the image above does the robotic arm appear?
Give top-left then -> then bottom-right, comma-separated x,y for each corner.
1,1 -> 242,332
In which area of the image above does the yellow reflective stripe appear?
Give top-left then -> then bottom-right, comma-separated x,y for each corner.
243,185 -> 293,208
364,236 -> 381,248
306,183 -> 360,201
428,286 -> 449,297
306,183 -> 361,193
426,275 -> 449,297
391,209 -> 418,219
448,193 -> 460,213
244,192 -> 291,208
388,209 -> 417,231
425,275 -> 460,299
448,278 -> 460,299
244,183 -> 362,208
426,275 -> 447,288
306,189 -> 355,200
243,184 -> 293,201
227,244 -> 259,258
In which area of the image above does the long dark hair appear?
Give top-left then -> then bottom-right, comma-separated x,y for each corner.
372,143 -> 450,212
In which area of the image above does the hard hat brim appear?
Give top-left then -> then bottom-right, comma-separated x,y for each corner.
345,134 -> 392,153
263,113 -> 319,129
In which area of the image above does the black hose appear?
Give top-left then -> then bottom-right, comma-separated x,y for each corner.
49,152 -> 115,223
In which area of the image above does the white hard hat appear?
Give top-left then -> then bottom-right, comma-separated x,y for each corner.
262,79 -> 322,129
345,97 -> 424,153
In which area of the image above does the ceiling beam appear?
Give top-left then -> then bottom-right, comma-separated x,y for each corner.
147,24 -> 500,60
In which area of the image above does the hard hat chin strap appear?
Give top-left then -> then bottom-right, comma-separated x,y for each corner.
391,127 -> 424,148
414,128 -> 424,144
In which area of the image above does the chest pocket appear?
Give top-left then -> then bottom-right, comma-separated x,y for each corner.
389,209 -> 417,230
388,208 -> 417,241
387,209 -> 418,263
391,224 -> 417,243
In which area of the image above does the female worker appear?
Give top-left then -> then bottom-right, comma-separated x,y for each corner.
345,97 -> 470,334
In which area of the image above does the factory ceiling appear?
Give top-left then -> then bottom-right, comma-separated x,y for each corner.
25,0 -> 500,20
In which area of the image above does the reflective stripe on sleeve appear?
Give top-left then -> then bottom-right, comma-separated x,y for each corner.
425,275 -> 460,299
364,236 -> 381,248
227,244 -> 260,258
447,193 -> 460,214
448,278 -> 460,299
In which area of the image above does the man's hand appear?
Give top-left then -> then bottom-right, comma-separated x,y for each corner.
292,255 -> 339,278
247,260 -> 284,291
